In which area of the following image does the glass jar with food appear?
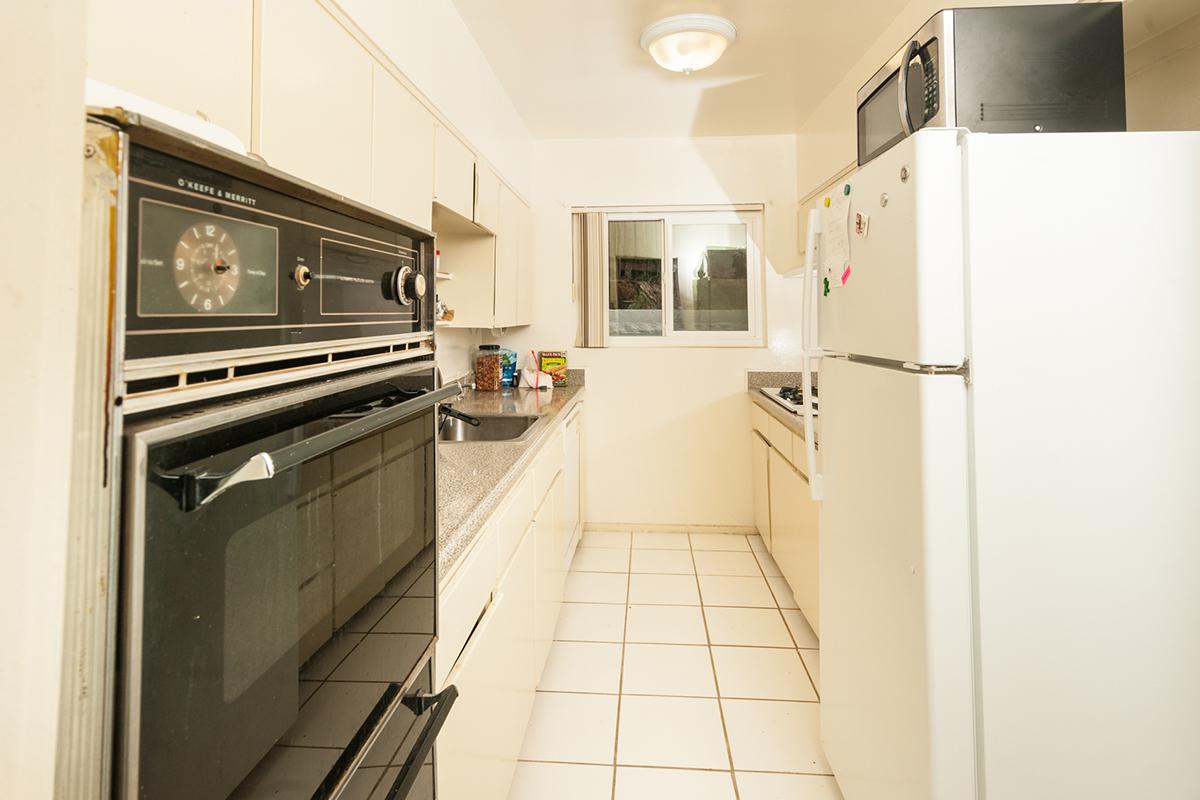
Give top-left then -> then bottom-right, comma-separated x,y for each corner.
474,344 -> 502,391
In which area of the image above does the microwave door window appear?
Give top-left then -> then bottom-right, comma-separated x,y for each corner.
858,72 -> 906,165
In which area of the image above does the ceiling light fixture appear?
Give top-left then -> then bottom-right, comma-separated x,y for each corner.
640,13 -> 737,75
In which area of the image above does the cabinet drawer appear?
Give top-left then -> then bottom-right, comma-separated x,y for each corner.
497,471 -> 535,573
751,403 -> 769,436
768,416 -> 795,464
531,430 -> 564,508
437,527 -> 536,800
436,523 -> 499,689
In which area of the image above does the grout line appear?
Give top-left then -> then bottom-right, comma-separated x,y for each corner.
752,544 -> 821,702
533,688 -> 820,704
609,539 -> 634,800
688,534 -> 743,800
516,757 -> 836,779
555,637 -> 816,652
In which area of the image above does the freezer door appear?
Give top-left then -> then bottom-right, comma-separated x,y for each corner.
819,357 -> 975,800
818,129 -> 965,366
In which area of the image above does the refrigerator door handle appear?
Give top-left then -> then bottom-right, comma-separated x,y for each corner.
801,359 -> 823,501
801,208 -> 821,353
801,215 -> 825,502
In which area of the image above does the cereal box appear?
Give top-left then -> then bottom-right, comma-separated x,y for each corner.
538,351 -> 568,387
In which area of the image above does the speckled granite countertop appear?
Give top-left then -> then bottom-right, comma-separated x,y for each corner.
437,385 -> 584,577
749,389 -> 818,447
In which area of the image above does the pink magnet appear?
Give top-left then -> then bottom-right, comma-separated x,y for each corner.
841,264 -> 852,285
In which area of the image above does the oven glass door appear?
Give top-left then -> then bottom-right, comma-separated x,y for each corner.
857,39 -> 939,166
123,371 -> 449,800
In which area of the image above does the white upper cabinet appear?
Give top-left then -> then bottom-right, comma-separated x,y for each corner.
85,0 -> 253,146
516,199 -> 534,326
494,184 -> 522,328
258,0 -> 373,203
474,163 -> 501,234
371,64 -> 435,231
434,125 -> 476,220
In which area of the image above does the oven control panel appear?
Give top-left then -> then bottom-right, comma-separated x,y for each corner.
124,143 -> 434,363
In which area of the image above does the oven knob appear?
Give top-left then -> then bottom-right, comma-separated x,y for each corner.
395,266 -> 426,306
294,264 -> 312,289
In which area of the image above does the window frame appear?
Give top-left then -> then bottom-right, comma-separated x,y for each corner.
602,206 -> 766,348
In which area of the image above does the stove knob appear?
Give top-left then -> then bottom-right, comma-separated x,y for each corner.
394,266 -> 426,306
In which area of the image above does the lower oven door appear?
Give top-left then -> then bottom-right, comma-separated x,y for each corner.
119,366 -> 457,800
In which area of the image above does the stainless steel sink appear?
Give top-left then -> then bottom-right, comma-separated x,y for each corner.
438,414 -> 541,443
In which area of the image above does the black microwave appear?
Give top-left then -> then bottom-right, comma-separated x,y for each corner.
856,3 -> 1127,167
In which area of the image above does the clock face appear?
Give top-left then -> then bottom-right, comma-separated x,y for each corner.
174,222 -> 241,312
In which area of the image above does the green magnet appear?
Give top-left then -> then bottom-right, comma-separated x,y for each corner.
843,183 -> 851,196
823,277 -> 830,296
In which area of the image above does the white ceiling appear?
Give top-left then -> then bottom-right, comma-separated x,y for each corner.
450,0 -> 903,139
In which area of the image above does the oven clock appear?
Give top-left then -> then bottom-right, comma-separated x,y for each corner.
174,222 -> 241,312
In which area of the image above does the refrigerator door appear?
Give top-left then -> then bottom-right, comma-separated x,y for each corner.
818,128 -> 965,366
819,356 -> 975,800
963,131 -> 1200,799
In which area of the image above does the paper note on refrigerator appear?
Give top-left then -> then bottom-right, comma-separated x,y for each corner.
822,190 -> 852,286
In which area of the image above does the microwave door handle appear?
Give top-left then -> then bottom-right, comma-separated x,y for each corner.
172,381 -> 464,510
897,39 -> 920,136
381,685 -> 459,800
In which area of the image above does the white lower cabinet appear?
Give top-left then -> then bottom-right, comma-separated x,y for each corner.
559,407 -> 583,568
768,447 -> 821,635
436,403 -> 583,799
751,431 -> 772,549
437,525 -> 535,800
533,474 -> 563,677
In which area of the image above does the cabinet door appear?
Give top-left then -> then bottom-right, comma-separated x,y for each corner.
258,0 -> 373,202
437,526 -> 536,800
371,65 -> 434,231
474,164 -> 500,234
796,479 -> 820,636
769,448 -> 820,634
86,0 -> 253,147
493,184 -> 522,327
752,432 -> 772,550
433,125 -> 476,220
533,477 -> 563,680
515,199 -> 535,325
560,409 -> 583,566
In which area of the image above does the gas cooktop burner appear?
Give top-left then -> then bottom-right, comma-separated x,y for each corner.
760,385 -> 818,416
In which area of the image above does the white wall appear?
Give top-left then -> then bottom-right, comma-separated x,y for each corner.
337,0 -> 534,195
0,0 -> 87,795
1125,8 -> 1200,130
494,135 -> 803,528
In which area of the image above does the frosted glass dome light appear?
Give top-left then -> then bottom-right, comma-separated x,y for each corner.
640,14 -> 737,75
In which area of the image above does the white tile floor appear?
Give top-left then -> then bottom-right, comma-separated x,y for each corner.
508,530 -> 843,800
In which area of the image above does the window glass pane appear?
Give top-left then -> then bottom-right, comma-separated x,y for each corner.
671,223 -> 748,332
608,220 -> 663,336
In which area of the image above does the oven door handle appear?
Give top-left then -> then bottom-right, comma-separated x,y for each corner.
382,685 -> 459,800
168,381 -> 463,511
384,686 -> 458,796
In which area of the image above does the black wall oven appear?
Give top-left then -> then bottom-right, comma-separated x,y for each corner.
121,364 -> 456,800
96,110 -> 456,800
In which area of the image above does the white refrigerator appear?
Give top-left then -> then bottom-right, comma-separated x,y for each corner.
801,129 -> 1200,800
